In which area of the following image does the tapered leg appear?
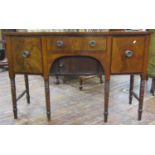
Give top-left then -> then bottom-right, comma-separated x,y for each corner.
44,78 -> 51,121
104,79 -> 110,122
138,75 -> 145,121
24,74 -> 30,104
129,74 -> 134,104
10,77 -> 17,119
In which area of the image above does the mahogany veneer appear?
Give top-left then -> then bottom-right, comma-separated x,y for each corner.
5,31 -> 151,122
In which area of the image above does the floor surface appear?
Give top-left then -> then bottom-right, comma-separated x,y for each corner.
0,70 -> 155,125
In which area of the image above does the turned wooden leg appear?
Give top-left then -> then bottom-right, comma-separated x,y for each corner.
138,75 -> 145,121
24,74 -> 30,104
55,75 -> 60,84
150,78 -> 155,96
104,79 -> 110,122
44,78 -> 51,121
79,78 -> 83,90
129,74 -> 134,104
99,74 -> 103,84
10,77 -> 17,119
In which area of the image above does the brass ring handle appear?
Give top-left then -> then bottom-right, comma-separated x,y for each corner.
56,41 -> 64,48
89,40 -> 96,47
22,50 -> 31,58
125,50 -> 134,58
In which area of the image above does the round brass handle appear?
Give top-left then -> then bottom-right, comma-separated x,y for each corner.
125,50 -> 134,58
89,40 -> 96,47
22,50 -> 31,58
56,41 -> 64,48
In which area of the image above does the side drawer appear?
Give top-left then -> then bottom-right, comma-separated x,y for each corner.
46,37 -> 106,51
111,36 -> 145,73
11,37 -> 43,74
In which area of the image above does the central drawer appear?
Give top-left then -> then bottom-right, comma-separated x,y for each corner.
46,37 -> 107,51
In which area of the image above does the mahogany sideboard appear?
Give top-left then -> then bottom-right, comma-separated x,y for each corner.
5,31 -> 151,122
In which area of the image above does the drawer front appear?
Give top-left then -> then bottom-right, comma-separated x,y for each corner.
111,37 -> 145,73
46,37 -> 106,51
12,37 -> 43,73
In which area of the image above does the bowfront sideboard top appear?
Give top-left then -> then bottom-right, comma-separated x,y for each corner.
5,31 -> 151,123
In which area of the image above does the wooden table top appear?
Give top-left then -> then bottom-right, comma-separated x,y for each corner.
4,31 -> 151,36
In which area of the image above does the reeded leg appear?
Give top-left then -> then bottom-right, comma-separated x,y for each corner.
10,77 -> 17,119
138,75 -> 145,121
24,74 -> 30,104
44,78 -> 51,121
99,74 -> 103,84
104,79 -> 110,122
129,74 -> 134,104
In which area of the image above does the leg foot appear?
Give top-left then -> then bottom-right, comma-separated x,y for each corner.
13,107 -> 18,119
104,112 -> 108,123
138,110 -> 142,121
47,112 -> 51,121
79,78 -> 83,90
